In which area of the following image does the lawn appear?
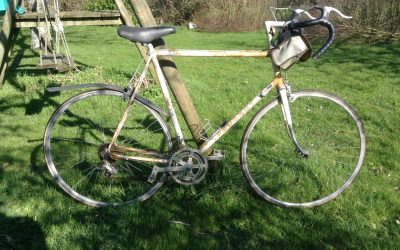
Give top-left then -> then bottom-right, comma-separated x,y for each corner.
0,25 -> 399,249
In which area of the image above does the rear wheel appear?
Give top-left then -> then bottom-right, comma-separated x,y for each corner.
240,90 -> 366,207
44,89 -> 172,207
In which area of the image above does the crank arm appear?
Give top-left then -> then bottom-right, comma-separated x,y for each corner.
148,165 -> 190,183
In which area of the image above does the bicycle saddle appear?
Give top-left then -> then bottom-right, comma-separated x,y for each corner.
117,25 -> 176,44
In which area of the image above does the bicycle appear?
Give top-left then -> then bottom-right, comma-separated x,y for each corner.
43,6 -> 366,207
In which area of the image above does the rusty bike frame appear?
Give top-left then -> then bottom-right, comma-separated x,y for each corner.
108,21 -> 294,164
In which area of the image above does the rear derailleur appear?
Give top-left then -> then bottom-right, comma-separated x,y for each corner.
98,144 -> 118,177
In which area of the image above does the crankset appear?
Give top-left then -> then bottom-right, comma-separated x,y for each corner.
148,148 -> 208,185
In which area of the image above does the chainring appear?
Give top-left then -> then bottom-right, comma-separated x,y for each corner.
169,148 -> 208,185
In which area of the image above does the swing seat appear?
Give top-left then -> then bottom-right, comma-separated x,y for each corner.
37,54 -> 63,69
37,54 -> 75,72
56,57 -> 75,72
34,0 -> 76,73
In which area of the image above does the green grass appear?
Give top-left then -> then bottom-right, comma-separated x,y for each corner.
0,26 -> 399,249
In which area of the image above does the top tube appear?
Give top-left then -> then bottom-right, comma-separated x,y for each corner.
155,49 -> 269,58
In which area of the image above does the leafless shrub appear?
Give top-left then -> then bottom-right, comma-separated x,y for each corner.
56,0 -> 119,11
47,0 -> 400,41
148,0 -> 205,24
279,0 -> 400,37
191,0 -> 399,41
192,0 -> 277,32
57,0 -> 87,11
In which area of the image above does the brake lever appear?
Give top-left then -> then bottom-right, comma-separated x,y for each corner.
292,8 -> 316,21
320,6 -> 352,20
291,6 -> 352,23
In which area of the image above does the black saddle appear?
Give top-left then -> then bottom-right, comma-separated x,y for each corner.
117,25 -> 176,44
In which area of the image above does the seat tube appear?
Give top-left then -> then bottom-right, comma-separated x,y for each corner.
150,44 -> 186,148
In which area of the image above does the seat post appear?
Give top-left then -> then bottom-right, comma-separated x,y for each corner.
147,43 -> 155,55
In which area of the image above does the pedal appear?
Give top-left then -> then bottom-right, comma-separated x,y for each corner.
206,149 -> 225,161
147,166 -> 160,183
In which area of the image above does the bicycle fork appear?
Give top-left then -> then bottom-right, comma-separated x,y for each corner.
277,83 -> 309,158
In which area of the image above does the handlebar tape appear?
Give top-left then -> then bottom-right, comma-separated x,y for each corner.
288,19 -> 336,60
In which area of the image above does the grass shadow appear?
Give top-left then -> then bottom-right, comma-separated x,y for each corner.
4,29 -> 91,93
320,42 -> 400,75
0,213 -> 48,249
0,164 -> 3,207
0,142 -> 47,250
30,182 -> 388,249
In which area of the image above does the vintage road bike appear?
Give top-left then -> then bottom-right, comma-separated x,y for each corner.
43,6 -> 366,207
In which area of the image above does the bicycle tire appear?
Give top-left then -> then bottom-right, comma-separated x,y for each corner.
44,89 -> 173,207
240,90 -> 366,207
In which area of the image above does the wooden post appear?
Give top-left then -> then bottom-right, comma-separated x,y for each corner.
128,0 -> 212,155
114,0 -> 133,25
15,11 -> 124,28
0,0 -> 17,87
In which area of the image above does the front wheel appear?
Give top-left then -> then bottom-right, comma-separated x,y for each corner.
44,89 -> 173,207
240,90 -> 366,207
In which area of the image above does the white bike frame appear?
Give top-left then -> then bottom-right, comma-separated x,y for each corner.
109,20 -> 293,162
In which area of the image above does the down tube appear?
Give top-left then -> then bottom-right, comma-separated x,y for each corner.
199,83 -> 274,154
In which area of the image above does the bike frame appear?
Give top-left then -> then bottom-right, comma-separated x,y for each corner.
109,21 -> 294,162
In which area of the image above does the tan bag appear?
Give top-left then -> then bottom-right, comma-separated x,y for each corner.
271,30 -> 311,70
